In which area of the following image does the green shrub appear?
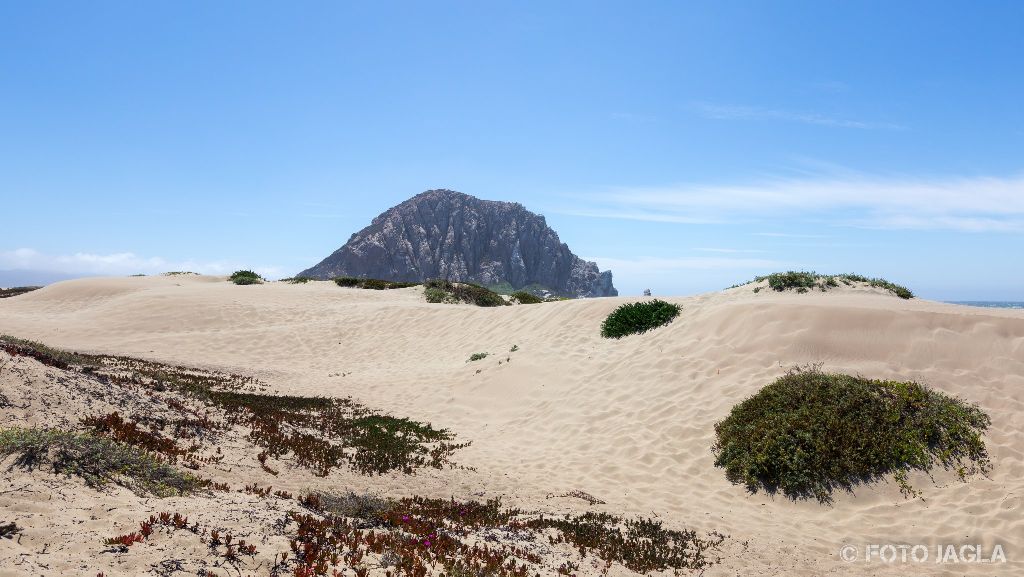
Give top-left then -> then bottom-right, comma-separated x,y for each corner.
467,352 -> 488,362
423,280 -> 506,307
360,278 -> 390,290
0,428 -> 204,496
712,366 -> 991,503
424,286 -> 450,303
229,270 -> 263,285
334,277 -> 419,290
0,287 -> 41,299
765,271 -> 818,292
733,271 -> 914,299
510,291 -> 544,304
281,276 -> 314,284
600,300 -> 680,339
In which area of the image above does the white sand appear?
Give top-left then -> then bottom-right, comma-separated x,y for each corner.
0,274 -> 1021,576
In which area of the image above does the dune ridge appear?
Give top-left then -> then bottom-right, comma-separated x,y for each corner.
1,275 -> 1022,576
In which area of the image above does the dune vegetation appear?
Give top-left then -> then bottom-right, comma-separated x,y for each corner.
0,333 -> 727,576
712,366 -> 991,503
509,290 -> 544,304
600,299 -> 681,339
229,270 -> 264,285
0,427 -> 206,497
423,279 -> 507,307
334,276 -> 420,290
0,286 -> 41,299
734,271 -> 914,299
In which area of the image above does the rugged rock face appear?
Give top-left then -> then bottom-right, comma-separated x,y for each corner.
299,189 -> 618,298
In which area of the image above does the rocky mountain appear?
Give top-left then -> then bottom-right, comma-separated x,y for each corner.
299,189 -> 617,298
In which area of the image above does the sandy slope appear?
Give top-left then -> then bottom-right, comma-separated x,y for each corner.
1,274 -> 1022,576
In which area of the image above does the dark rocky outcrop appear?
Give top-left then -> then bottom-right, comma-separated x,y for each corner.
299,189 -> 617,298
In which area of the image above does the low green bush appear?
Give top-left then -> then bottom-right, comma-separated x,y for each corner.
712,366 -> 991,503
467,352 -> 489,362
334,277 -> 419,290
0,428 -> 204,496
229,270 -> 263,285
765,271 -> 819,292
0,287 -> 41,299
423,280 -> 506,307
281,276 -> 314,284
424,286 -> 450,303
360,279 -> 390,290
510,291 -> 544,304
600,300 -> 680,339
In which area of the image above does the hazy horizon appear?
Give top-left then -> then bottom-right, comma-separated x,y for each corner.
3,2 -> 1022,300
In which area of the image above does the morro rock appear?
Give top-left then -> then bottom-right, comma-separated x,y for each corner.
299,189 -> 617,298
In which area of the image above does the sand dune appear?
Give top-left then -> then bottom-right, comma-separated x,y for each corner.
1,275 -> 1021,576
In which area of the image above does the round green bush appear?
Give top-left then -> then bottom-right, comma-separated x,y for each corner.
229,270 -> 263,285
600,299 -> 680,339
712,367 -> 991,503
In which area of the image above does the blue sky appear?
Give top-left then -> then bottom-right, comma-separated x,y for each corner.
2,1 -> 1022,300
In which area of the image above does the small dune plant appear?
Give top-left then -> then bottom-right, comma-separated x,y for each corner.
600,299 -> 681,339
0,428 -> 205,496
467,352 -> 489,362
229,270 -> 263,285
281,276 -> 314,284
712,366 -> 992,503
424,280 -> 507,307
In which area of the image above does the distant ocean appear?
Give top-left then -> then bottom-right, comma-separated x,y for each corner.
947,301 -> 1024,309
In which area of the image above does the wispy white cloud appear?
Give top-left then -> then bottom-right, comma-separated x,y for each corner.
557,172 -> 1024,232
691,102 -> 905,130
0,248 -> 283,278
